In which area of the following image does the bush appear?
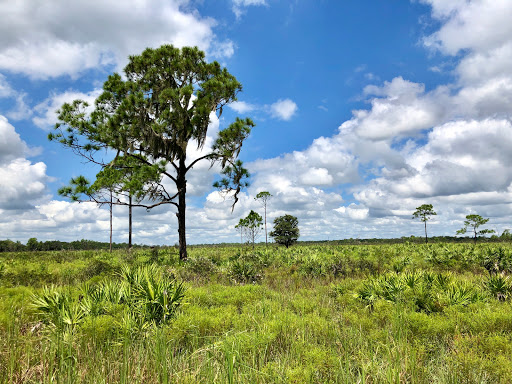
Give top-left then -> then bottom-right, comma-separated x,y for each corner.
31,263 -> 186,336
355,271 -> 483,313
228,260 -> 262,284
485,275 -> 512,301
187,256 -> 217,278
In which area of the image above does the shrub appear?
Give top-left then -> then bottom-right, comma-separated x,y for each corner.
31,286 -> 85,332
485,275 -> 511,301
187,256 -> 218,278
31,264 -> 185,335
228,260 -> 262,284
355,271 -> 483,313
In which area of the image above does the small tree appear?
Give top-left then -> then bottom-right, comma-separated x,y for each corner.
270,214 -> 299,248
235,218 -> 246,248
27,237 -> 39,251
457,214 -> 495,243
240,210 -> 263,249
412,204 -> 437,244
501,229 -> 512,241
255,191 -> 272,247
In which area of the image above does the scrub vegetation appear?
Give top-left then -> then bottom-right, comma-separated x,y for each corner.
2,242 -> 512,383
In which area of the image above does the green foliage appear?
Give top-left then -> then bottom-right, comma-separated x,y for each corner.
118,264 -> 186,326
255,191 -> 272,201
236,210 -> 263,248
457,214 -> 496,242
228,260 -> 263,284
485,275 -> 512,301
31,263 -> 185,338
482,246 -> 512,275
5,243 -> 512,383
51,45 -> 254,260
26,237 -> 39,251
31,286 -> 85,332
412,204 -> 437,243
270,214 -> 300,248
355,271 -> 482,313
182,256 -> 218,282
501,229 -> 512,241
412,204 -> 437,222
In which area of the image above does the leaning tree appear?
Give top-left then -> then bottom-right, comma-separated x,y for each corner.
50,45 -> 254,260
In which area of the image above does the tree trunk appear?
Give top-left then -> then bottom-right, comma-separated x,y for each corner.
109,190 -> 113,253
177,158 -> 188,261
128,194 -> 132,249
424,221 -> 428,244
264,205 -> 267,247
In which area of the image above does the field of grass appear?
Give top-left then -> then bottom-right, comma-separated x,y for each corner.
2,242 -> 512,383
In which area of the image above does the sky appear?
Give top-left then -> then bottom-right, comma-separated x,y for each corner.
1,0 -> 512,245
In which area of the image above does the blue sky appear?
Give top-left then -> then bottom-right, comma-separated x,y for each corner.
1,0 -> 512,245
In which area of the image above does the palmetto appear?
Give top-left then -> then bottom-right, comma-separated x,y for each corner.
32,264 -> 185,334
31,286 -> 85,331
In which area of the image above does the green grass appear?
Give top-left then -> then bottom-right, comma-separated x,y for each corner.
1,243 -> 512,382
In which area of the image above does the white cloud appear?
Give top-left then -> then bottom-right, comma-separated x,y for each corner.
4,0 -> 512,244
6,93 -> 32,121
32,89 -> 102,130
0,116 -> 50,210
0,74 -> 14,98
232,0 -> 267,18
269,99 -> 298,121
335,204 -> 369,221
356,77 -> 444,140
300,168 -> 333,186
0,74 -> 32,121
210,40 -> 236,59
0,1 -> 231,79
229,98 -> 299,121
423,0 -> 512,55
229,101 -> 256,114
0,116 -> 29,164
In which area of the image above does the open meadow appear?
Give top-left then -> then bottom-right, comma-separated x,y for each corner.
2,242 -> 512,383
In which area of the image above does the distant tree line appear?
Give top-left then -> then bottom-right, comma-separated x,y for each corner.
0,238 -> 147,252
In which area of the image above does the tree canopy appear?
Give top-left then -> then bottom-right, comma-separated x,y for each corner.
236,210 -> 263,248
457,214 -> 495,242
50,45 -> 254,260
270,214 -> 299,248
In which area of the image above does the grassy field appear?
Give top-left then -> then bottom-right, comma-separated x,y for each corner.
1,242 -> 512,383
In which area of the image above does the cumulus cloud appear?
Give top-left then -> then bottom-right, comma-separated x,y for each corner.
0,117 -> 50,210
229,101 -> 257,114
269,99 -> 298,121
355,77 -> 445,140
4,0 -> 512,244
0,116 -> 29,164
422,0 -> 512,55
0,1 -> 232,79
